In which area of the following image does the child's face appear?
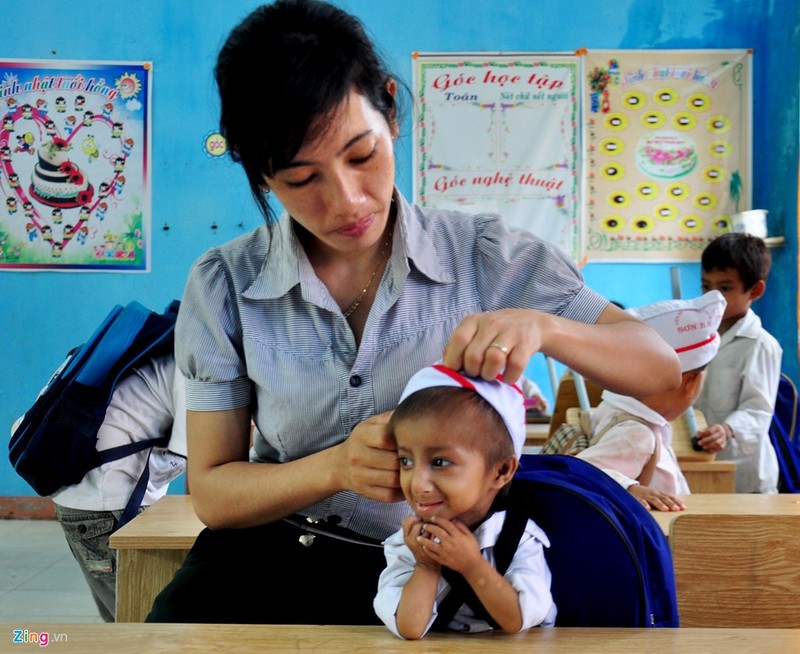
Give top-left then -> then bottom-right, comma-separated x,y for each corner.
394,413 -> 508,528
701,267 -> 758,325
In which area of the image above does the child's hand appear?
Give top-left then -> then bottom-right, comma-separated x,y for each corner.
401,515 -> 439,570
415,516 -> 482,574
695,423 -> 730,453
628,484 -> 686,511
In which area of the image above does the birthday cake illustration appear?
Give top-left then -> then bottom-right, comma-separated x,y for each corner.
29,138 -> 94,207
636,130 -> 697,180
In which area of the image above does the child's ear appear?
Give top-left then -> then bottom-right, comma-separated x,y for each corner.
493,456 -> 519,488
683,370 -> 705,397
748,279 -> 766,302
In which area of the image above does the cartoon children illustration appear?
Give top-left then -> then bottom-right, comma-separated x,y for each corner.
14,132 -> 35,155
82,135 -> 99,162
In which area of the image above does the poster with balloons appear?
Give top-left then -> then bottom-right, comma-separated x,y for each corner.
583,49 -> 751,262
0,60 -> 151,271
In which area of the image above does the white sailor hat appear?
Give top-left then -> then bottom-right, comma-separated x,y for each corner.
399,363 -> 526,458
628,290 -> 727,372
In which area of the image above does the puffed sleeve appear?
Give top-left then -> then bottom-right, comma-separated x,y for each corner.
175,248 -> 253,412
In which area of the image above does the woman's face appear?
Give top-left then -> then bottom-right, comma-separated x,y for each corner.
265,89 -> 397,257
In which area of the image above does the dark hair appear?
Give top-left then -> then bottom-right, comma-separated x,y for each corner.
215,0 -> 400,224
701,232 -> 771,290
389,387 -> 515,465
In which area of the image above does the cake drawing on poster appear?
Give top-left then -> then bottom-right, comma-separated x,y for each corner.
29,138 -> 94,208
636,130 -> 698,179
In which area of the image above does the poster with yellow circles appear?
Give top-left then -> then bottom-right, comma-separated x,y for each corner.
583,49 -> 751,262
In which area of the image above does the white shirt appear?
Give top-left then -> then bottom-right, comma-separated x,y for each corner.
52,354 -> 187,510
373,510 -> 557,638
694,309 -> 782,493
576,392 -> 690,495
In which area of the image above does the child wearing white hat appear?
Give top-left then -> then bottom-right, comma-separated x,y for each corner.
576,291 -> 726,511
373,364 -> 556,639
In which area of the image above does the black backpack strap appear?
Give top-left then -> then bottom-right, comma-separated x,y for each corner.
432,508 -> 529,631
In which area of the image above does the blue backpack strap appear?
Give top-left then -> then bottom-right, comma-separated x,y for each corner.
115,446 -> 159,530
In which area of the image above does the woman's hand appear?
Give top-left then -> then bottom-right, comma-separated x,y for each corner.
443,304 -> 681,396
336,411 -> 404,503
442,308 -> 549,383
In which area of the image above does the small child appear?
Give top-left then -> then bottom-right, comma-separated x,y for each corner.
694,232 -> 783,493
576,291 -> 726,511
373,364 -> 556,639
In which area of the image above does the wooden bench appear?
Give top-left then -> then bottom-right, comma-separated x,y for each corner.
8,623 -> 800,653
669,513 -> 800,628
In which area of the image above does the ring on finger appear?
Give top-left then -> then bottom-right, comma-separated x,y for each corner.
489,342 -> 509,354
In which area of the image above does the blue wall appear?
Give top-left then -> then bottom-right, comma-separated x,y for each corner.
2,0 -> 797,496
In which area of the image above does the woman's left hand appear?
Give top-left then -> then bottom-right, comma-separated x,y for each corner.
442,309 -> 548,384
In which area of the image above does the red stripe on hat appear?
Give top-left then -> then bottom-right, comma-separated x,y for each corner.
675,333 -> 717,354
431,364 -> 524,396
432,364 -> 476,391
496,373 -> 524,397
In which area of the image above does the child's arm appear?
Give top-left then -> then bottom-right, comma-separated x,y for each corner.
394,516 -> 442,639
421,516 -> 523,633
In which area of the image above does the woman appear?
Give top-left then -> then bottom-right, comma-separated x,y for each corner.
148,0 -> 679,624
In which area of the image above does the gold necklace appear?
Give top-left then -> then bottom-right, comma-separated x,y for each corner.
342,235 -> 392,319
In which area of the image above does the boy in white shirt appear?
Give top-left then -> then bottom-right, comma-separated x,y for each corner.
576,291 -> 726,510
694,233 -> 783,493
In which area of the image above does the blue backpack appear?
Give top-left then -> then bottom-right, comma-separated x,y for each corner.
509,454 -> 679,627
769,373 -> 800,493
9,300 -> 180,526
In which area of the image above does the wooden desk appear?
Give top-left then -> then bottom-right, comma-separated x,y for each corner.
109,494 -> 204,623
525,421 -> 549,448
669,513 -> 800,628
648,492 -> 800,537
679,460 -> 735,493
4,624 -> 799,653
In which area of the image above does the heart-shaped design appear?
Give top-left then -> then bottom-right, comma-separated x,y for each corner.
1,98 -> 134,259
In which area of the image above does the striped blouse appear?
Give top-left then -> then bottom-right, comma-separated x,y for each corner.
175,190 -> 608,539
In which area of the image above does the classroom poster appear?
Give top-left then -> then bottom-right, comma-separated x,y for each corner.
0,60 -> 152,271
583,50 -> 751,262
413,54 -> 581,262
